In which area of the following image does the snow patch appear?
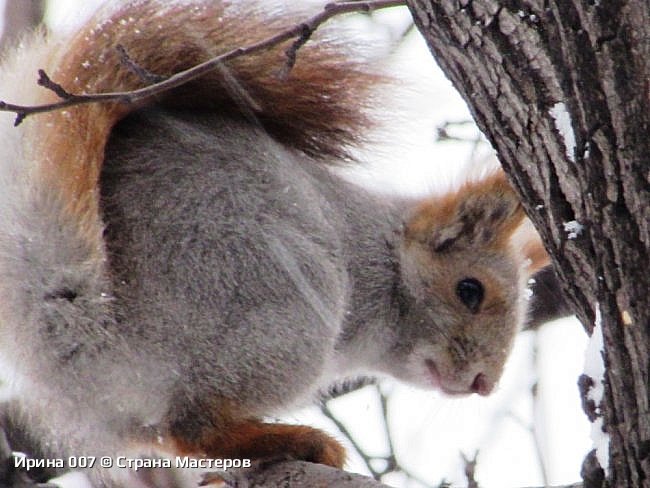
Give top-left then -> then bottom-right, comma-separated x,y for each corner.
549,102 -> 577,162
583,304 -> 609,474
563,220 -> 584,239
584,306 -> 605,404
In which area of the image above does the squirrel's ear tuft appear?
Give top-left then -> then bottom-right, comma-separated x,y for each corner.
405,171 -> 526,253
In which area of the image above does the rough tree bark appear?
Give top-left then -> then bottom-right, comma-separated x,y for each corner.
406,1 -> 649,487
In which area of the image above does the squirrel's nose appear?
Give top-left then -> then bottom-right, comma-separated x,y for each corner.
470,372 -> 494,396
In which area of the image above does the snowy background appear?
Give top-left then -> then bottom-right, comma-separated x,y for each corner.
1,1 -> 591,486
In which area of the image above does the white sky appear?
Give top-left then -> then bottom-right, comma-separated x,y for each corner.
0,1 -> 592,486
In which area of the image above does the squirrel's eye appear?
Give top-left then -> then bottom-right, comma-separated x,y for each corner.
456,278 -> 484,314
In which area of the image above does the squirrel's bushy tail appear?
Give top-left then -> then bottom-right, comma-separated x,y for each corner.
58,0 -> 382,160
1,0 -> 383,243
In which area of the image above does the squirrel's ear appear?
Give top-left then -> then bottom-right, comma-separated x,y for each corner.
405,172 -> 526,253
514,219 -> 551,274
524,238 -> 551,273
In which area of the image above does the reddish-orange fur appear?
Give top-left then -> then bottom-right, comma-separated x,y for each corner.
405,172 -> 526,251
20,1 -> 382,467
29,0 -> 381,248
171,420 -> 346,468
154,399 -> 346,467
404,171 -> 548,274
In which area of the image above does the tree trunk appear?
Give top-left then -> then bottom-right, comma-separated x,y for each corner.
406,1 -> 649,486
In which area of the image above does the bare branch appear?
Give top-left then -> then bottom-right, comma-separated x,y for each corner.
374,385 -> 436,487
530,336 -> 550,487
460,451 -> 479,488
0,0 -> 406,125
322,385 -> 442,487
376,385 -> 397,473
320,402 -> 382,479
282,0 -> 405,76
221,460 -> 394,487
36,70 -> 73,100
435,120 -> 481,143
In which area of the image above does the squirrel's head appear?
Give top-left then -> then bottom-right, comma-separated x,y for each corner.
391,172 -> 548,396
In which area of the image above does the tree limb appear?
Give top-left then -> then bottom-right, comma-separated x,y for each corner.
0,0 -> 406,126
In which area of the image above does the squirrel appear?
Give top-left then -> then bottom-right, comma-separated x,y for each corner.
0,0 -> 549,486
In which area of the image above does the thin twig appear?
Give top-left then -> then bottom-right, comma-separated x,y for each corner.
0,0 -> 406,126
531,333 -> 550,487
460,451 -> 480,488
503,335 -> 550,487
115,44 -> 166,84
36,70 -> 72,99
320,402 -> 383,479
321,389 -> 435,487
398,21 -> 417,42
374,385 -> 437,487
282,0 -> 405,75
435,120 -> 480,142
376,384 -> 397,472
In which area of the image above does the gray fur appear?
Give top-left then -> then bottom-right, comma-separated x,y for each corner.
0,107 -> 531,486
99,109 -> 404,410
